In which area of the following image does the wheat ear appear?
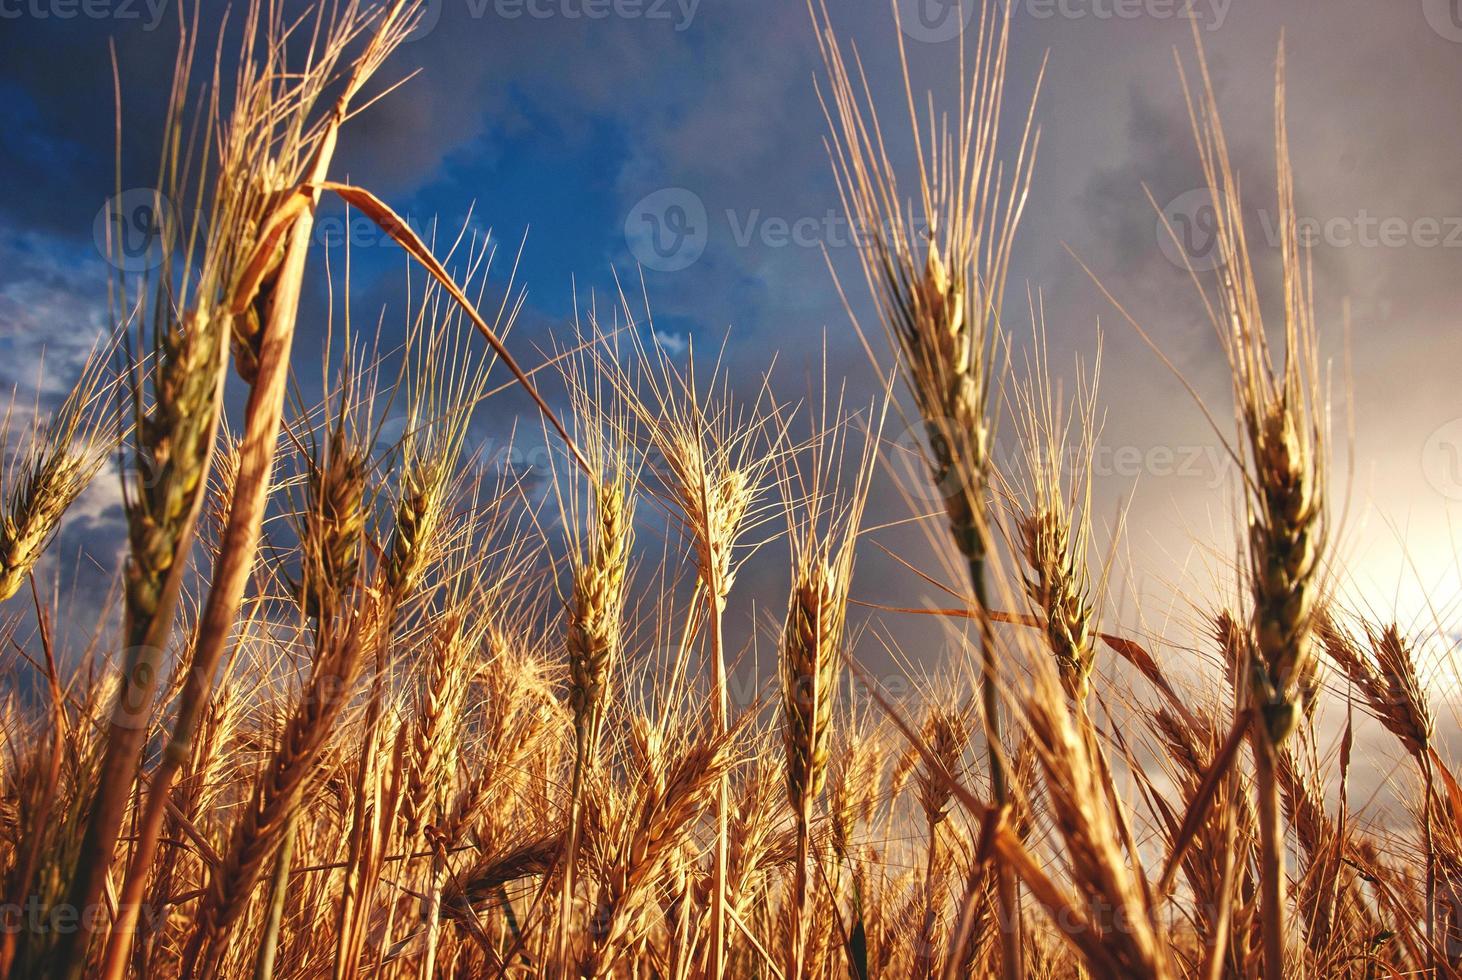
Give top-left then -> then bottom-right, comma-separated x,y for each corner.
1323,619 -> 1439,963
1008,324 -> 1102,704
916,706 -> 970,978
0,348 -> 117,602
581,726 -> 737,979
775,382 -> 879,978
65,29 -> 235,977
609,299 -> 786,975
1024,668 -> 1173,980
813,4 -> 1042,972
90,8 -> 421,977
386,270 -> 497,601
1174,41 -> 1327,980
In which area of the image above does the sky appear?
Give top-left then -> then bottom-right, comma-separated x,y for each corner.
2,0 -> 1462,764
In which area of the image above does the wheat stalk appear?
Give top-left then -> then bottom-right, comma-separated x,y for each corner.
1024,666 -> 1173,980
0,347 -> 117,603
773,384 -> 879,977
252,373 -> 373,980
778,540 -> 848,977
182,595 -> 385,976
581,725 -> 738,978
1166,41 -> 1329,980
551,336 -> 637,971
607,299 -> 786,974
915,706 -> 970,978
566,480 -> 632,746
88,8 -> 423,977
1323,618 -> 1439,965
1008,323 -> 1103,705
813,5 -> 1042,971
64,20 -> 236,972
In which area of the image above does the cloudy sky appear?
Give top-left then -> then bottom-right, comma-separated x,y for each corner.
2,0 -> 1462,743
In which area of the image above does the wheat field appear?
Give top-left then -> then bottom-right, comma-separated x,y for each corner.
0,1 -> 1457,978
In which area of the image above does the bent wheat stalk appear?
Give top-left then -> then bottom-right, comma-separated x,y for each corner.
94,6 -> 420,977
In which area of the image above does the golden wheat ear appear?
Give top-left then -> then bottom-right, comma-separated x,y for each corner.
545,312 -> 641,967
769,373 -> 881,977
1022,675 -> 1175,980
552,315 -> 641,766
812,5 -> 1043,968
1058,25 -> 1332,979
293,393 -> 370,625
1321,615 -> 1441,960
592,284 -> 790,973
76,7 -> 426,978
1002,309 -> 1104,706
1175,40 -> 1328,980
0,339 -> 120,603
386,232 -> 503,604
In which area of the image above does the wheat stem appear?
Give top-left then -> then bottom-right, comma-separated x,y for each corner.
96,10 -> 419,975
252,814 -> 298,980
970,556 -> 1023,977
1252,720 -> 1286,980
